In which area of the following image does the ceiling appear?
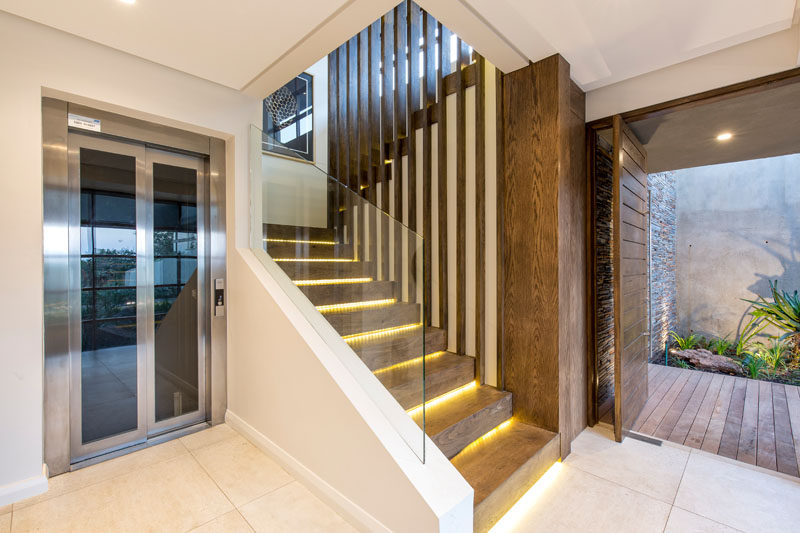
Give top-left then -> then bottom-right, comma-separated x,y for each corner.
1,0 -> 797,95
627,80 -> 800,173
462,0 -> 798,89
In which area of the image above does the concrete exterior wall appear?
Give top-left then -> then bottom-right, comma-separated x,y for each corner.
649,171 -> 677,361
675,154 -> 800,339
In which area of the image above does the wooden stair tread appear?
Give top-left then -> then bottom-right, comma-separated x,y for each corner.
276,260 -> 372,280
376,352 -> 475,410
417,385 -> 513,459
351,326 -> 446,371
451,419 -> 560,518
299,280 -> 395,305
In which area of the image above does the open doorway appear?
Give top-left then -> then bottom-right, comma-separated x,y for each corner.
588,70 -> 800,477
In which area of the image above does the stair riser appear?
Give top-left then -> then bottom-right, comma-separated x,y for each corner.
299,281 -> 396,306
433,394 -> 513,459
267,242 -> 353,259
385,358 -> 475,410
474,435 -> 560,533
326,304 -> 420,337
354,328 -> 447,371
276,261 -> 371,280
264,223 -> 335,241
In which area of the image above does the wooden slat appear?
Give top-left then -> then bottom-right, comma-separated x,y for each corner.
718,377 -> 747,459
784,384 -> 800,476
771,384 -> 798,476
633,366 -> 677,431
475,54 -> 486,383
393,1 -> 407,287
436,22 -> 449,331
684,373 -> 724,449
369,21 -> 381,204
358,29 -> 370,194
328,50 -> 338,179
495,65 -> 505,389
337,44 -> 349,187
347,37 -> 358,190
455,37 -> 466,354
668,371 -> 713,444
407,1 -> 420,232
756,380 -> 777,470
737,378 -> 760,465
421,11 -> 435,326
700,375 -> 735,453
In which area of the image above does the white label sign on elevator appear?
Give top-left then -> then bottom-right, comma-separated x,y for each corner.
68,113 -> 101,132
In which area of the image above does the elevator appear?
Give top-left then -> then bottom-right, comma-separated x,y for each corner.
42,98 -> 228,473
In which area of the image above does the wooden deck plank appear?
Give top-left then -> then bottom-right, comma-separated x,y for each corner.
784,383 -> 800,476
633,366 -> 676,431
718,377 -> 747,459
701,375 -> 735,453
668,371 -> 714,445
737,379 -> 760,465
684,373 -> 724,449
639,367 -> 692,435
772,384 -> 798,476
653,370 -> 702,440
756,380 -> 777,470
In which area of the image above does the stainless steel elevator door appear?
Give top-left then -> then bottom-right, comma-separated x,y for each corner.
68,133 -> 208,463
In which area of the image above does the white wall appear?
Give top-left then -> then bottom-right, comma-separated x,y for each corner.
262,57 -> 329,229
586,24 -> 800,122
0,11 -> 259,504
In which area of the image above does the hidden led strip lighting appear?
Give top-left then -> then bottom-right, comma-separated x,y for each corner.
372,351 -> 446,376
273,258 -> 355,263
293,277 -> 372,287
264,238 -> 336,245
316,298 -> 397,314
406,381 -> 477,417
342,323 -> 422,344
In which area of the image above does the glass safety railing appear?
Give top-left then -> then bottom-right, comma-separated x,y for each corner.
248,124 -> 427,461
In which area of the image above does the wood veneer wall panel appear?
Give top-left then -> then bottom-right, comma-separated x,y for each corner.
393,2 -> 407,288
422,12 -> 435,325
496,69 -> 505,390
437,22 -> 450,331
407,1 -> 420,233
502,56 -> 563,431
456,38 -> 467,354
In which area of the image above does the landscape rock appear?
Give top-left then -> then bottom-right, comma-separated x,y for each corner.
671,348 -> 741,375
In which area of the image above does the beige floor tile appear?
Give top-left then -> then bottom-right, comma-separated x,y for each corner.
11,454 -> 232,533
190,510 -> 254,533
181,424 -> 238,452
0,513 -> 10,533
564,425 -> 689,503
14,439 -> 187,511
239,481 -> 355,533
674,452 -> 800,533
492,464 -> 671,533
665,507 -> 743,533
192,435 -> 293,507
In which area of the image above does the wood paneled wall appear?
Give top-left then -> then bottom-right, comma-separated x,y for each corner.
327,1 -> 504,384
502,55 -> 588,457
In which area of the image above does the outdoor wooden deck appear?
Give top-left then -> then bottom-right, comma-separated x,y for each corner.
631,363 -> 800,477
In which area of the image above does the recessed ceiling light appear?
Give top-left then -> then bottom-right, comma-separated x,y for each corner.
716,132 -> 733,141
120,0 -> 135,4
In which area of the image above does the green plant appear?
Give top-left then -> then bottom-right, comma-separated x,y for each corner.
670,331 -> 700,351
709,335 -> 732,356
672,358 -> 690,369
745,280 -> 800,355
741,353 -> 766,379
755,339 -> 788,373
735,314 -> 769,357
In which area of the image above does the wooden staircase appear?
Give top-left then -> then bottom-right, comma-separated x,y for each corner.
266,223 -> 560,532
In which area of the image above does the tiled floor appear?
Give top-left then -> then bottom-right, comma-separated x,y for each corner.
3,424 -> 355,533
492,424 -> 800,533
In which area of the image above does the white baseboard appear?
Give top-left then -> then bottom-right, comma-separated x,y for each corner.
225,410 -> 389,533
0,464 -> 48,507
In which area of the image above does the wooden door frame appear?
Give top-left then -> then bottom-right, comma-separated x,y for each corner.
585,66 -> 800,427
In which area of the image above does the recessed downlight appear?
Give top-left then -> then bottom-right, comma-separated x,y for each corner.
716,132 -> 733,141
120,0 -> 135,4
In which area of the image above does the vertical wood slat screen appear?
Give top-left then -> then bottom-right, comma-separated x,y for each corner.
326,0 -> 502,385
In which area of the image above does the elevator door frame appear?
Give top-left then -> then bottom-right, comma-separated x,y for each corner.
43,97 -> 228,475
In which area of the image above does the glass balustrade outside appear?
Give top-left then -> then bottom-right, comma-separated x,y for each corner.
249,124 -> 427,461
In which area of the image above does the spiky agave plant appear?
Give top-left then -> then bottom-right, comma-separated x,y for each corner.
745,281 -> 800,358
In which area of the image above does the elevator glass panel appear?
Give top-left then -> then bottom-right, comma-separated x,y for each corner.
152,162 -> 199,422
79,148 -> 139,444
